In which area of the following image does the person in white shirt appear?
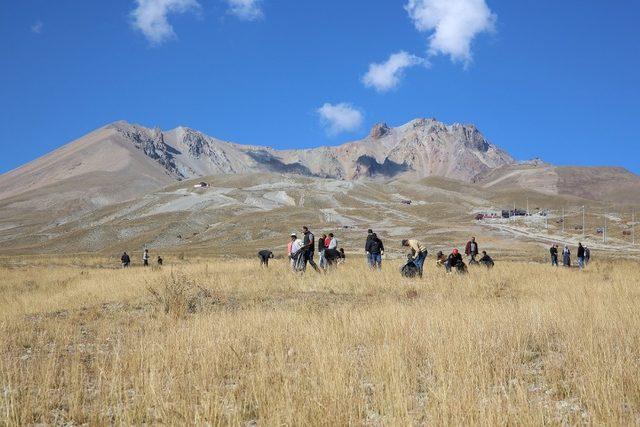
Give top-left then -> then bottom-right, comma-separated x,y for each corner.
289,234 -> 305,271
328,233 -> 338,250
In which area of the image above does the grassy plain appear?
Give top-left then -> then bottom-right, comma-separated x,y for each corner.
1,256 -> 639,425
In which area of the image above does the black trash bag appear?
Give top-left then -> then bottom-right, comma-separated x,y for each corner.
401,261 -> 420,278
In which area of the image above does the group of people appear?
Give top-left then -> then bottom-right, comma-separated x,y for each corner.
283,226 -> 345,272
432,237 -> 494,274
120,249 -> 163,268
549,242 -> 591,269
120,231 -> 597,277
275,228 -> 495,279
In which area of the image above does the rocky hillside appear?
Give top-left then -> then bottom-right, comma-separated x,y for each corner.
104,118 -> 514,183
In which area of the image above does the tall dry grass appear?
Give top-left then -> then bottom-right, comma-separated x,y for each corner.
1,257 -> 639,425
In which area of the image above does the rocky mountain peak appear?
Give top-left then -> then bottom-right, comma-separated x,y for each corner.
369,123 -> 391,139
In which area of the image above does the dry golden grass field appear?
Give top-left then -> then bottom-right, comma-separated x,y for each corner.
1,255 -> 640,425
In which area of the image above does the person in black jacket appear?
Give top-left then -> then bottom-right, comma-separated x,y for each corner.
318,233 -> 328,269
584,246 -> 591,265
365,233 -> 384,269
121,252 -> 130,268
445,249 -> 466,273
258,250 -> 274,267
302,226 -> 321,273
365,229 -> 374,262
577,243 -> 585,269
324,248 -> 345,268
478,251 -> 494,268
550,244 -> 559,266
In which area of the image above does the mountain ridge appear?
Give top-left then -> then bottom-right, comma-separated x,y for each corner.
103,117 -> 515,182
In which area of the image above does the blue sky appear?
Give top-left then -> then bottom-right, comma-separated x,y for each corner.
1,0 -> 639,174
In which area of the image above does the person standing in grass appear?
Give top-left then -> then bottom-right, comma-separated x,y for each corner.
577,242 -> 585,269
550,244 -> 559,266
302,226 -> 321,273
465,237 -> 479,264
142,249 -> 150,267
402,239 -> 427,277
562,245 -> 571,267
287,233 -> 296,257
365,233 -> 384,269
121,251 -> 130,268
585,246 -> 591,265
318,233 -> 328,269
365,229 -> 375,264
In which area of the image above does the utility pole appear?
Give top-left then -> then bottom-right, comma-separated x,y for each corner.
545,210 -> 548,230
603,208 -> 607,244
582,205 -> 585,238
633,208 -> 636,245
562,207 -> 565,234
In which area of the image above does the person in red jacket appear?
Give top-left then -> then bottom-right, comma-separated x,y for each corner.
465,237 -> 479,263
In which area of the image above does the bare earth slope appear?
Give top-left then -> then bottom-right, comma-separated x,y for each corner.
0,126 -> 175,204
0,172 -> 638,257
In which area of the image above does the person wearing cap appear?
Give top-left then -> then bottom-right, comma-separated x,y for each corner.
287,233 -> 298,269
445,248 -> 464,273
401,239 -> 427,277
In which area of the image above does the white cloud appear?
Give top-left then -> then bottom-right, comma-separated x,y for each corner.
362,51 -> 425,92
317,103 -> 364,136
31,21 -> 43,34
405,0 -> 496,64
227,0 -> 263,21
131,0 -> 200,45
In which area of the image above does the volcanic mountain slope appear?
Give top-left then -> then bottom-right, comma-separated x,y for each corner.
2,118 -> 514,195
477,160 -> 640,204
0,118 -> 514,238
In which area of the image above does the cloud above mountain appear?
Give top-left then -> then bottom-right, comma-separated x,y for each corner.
227,0 -> 263,21
317,103 -> 364,136
405,0 -> 496,64
131,0 -> 200,45
363,51 -> 426,92
31,21 -> 43,34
